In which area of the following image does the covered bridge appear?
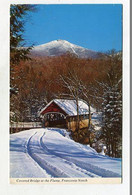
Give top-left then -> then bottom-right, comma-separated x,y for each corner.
39,99 -> 95,131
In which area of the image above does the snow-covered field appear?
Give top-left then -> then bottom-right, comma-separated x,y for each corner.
10,128 -> 121,178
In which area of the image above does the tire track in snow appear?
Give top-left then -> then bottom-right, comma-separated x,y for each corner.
25,132 -> 52,178
27,131 -> 99,178
10,130 -> 51,178
41,131 -> 120,178
40,132 -> 100,178
27,132 -> 72,177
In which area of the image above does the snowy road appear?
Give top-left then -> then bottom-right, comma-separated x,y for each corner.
10,128 -> 121,178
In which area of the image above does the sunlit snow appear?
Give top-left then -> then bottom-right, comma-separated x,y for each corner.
10,128 -> 121,178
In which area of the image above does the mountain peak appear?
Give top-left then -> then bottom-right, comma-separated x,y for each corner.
56,39 -> 66,42
31,40 -> 102,59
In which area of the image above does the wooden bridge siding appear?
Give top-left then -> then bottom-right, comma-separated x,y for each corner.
67,119 -> 89,132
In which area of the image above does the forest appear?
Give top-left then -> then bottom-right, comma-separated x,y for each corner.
10,51 -> 122,157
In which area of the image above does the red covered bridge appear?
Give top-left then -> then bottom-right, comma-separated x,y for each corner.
39,99 -> 95,131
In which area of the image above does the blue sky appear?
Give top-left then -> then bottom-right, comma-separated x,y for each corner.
24,4 -> 122,52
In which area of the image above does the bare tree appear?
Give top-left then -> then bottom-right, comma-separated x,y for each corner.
59,69 -> 93,138
59,71 -> 82,132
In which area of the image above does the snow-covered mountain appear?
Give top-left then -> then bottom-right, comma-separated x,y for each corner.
30,40 -> 103,58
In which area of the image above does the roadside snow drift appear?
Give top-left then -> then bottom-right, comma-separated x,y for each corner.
10,128 -> 121,178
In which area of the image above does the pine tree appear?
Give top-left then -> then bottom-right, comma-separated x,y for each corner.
10,4 -> 36,93
10,5 -> 36,125
101,83 -> 122,157
101,51 -> 122,157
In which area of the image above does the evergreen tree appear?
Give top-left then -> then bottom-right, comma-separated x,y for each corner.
101,83 -> 122,157
10,4 -> 36,125
101,51 -> 122,157
10,4 -> 35,93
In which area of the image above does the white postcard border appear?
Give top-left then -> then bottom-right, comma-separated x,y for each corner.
0,0 -> 130,195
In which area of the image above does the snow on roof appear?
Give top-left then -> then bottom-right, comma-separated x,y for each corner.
39,99 -> 95,116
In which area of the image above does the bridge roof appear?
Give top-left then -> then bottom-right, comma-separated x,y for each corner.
39,99 -> 95,116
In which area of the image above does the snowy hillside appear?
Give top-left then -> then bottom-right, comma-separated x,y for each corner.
30,40 -> 103,58
10,128 -> 121,178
